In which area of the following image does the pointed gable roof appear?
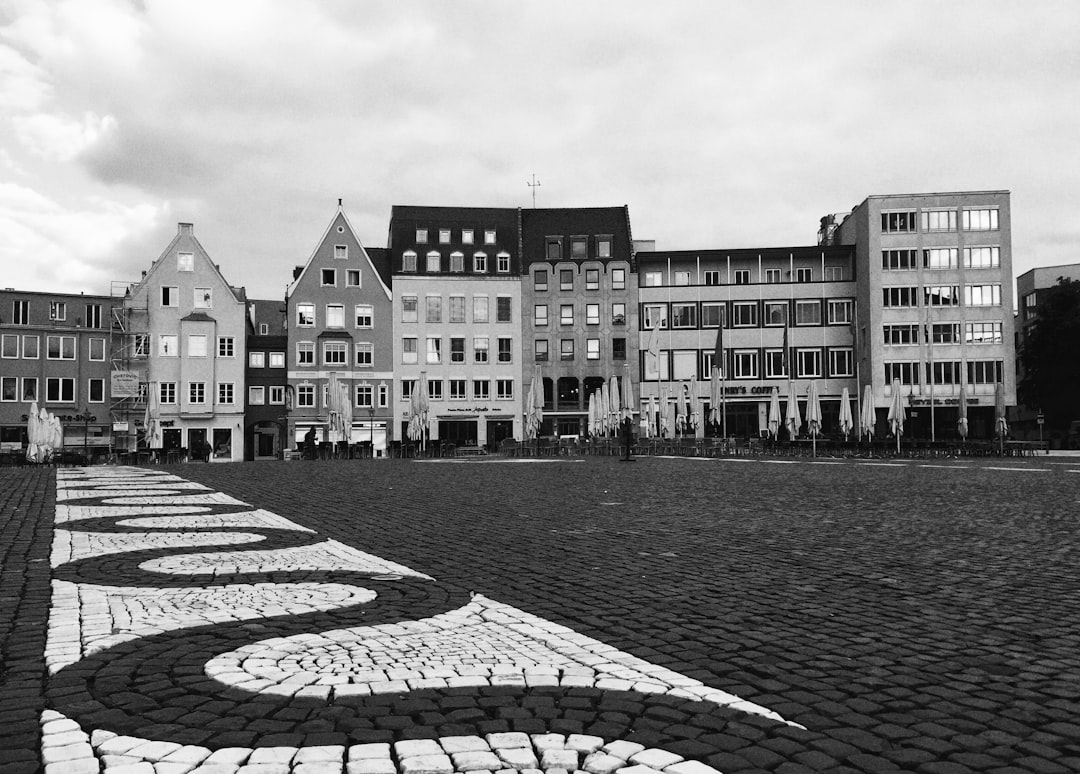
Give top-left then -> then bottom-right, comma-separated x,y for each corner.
131,222 -> 245,303
287,204 -> 391,299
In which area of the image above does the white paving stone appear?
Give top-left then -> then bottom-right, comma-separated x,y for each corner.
627,749 -> 683,769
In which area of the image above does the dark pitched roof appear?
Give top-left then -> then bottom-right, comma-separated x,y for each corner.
180,311 -> 216,323
366,247 -> 393,288
520,206 -> 633,264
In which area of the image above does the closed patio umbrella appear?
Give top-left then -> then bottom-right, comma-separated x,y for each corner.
768,387 -> 781,440
26,401 -> 41,463
647,394 -> 659,438
525,366 -> 544,441
838,386 -> 854,440
417,371 -> 430,452
806,381 -> 823,457
861,384 -> 876,443
676,382 -> 689,436
957,384 -> 969,440
599,382 -> 611,435
785,381 -> 802,440
709,366 -> 721,427
621,362 -> 635,422
609,376 -> 621,434
994,381 -> 1008,454
888,378 -> 905,454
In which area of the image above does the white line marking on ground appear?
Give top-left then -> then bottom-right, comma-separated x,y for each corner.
985,466 -> 1051,472
918,464 -> 970,469
859,462 -> 908,467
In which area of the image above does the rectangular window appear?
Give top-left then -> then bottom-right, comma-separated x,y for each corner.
218,337 -> 234,357
321,268 -> 336,286
968,360 -> 1004,384
1,335 -> 17,358
194,288 -> 212,309
158,334 -> 177,357
426,296 -> 442,323
159,382 -> 176,404
931,323 -> 961,344
611,303 -> 626,325
269,352 -> 285,368
765,268 -> 782,284
965,321 -> 1003,344
827,300 -> 853,325
416,228 -> 428,243
671,270 -> 690,286
426,337 -> 441,364
964,284 -> 1002,307
702,270 -> 720,286
559,269 -> 573,291
642,271 -> 663,287
354,305 -> 373,328
296,384 -> 314,407
560,339 -> 574,360
177,252 -> 193,271
449,379 -> 467,400
611,268 -> 626,290
881,211 -> 917,233
546,238 -> 561,260
473,380 -> 490,400
218,383 -> 235,405
427,380 -> 443,400
534,269 -> 548,290
733,350 -> 758,379
326,304 -> 345,328
85,304 -> 102,328
449,296 -> 465,323
50,301 -> 66,320
884,362 -> 920,385
334,244 -> 348,260
397,379 -> 413,402
824,266 -> 844,281
187,334 -> 207,358
450,252 -> 464,273
586,269 -> 600,291
161,286 -> 178,307
450,336 -> 467,364
795,300 -> 821,326
249,386 -> 265,405
828,348 -> 853,377
402,337 -> 417,364
323,342 -> 347,365
0,377 -> 16,402
924,285 -> 960,307
23,335 -> 39,359
570,237 -> 587,259
586,338 -> 600,360
928,361 -> 962,384
249,351 -> 265,368
733,269 -> 751,285
643,304 -> 667,329
612,338 -> 626,361
497,379 -> 514,400
297,341 -> 314,365
765,349 -> 786,379
296,303 -> 315,327
47,335 -> 76,360
882,249 -> 917,270
11,300 -> 29,325
923,248 -> 958,269
964,246 -> 1000,269
797,349 -> 822,377
883,324 -> 919,345
462,229 -> 474,244
534,304 -> 548,326
921,210 -> 957,232
402,251 -> 417,272
426,251 -> 441,272
795,268 -> 811,283
962,209 -> 999,231
732,301 -> 757,327
702,302 -> 725,328
473,336 -> 489,363
671,303 -> 696,328
355,384 -> 374,408
597,237 -> 612,258
439,228 -> 451,244
560,304 -> 574,325
270,386 -> 285,405
355,342 -> 373,367
20,377 -> 36,401
473,295 -> 489,323
402,295 -> 418,322
882,287 -> 918,307
534,339 -> 549,361
484,229 -> 496,245
189,382 -> 206,405
45,377 -> 75,403
498,337 -> 512,363
496,297 -> 511,323
497,253 -> 510,273
346,270 -> 361,287
473,252 -> 487,272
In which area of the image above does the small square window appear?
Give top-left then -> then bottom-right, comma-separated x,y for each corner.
484,229 -> 496,244
534,269 -> 548,290
346,270 -> 361,286
462,229 -> 474,244
570,237 -> 587,259
334,245 -> 348,259
439,229 -> 451,244
585,269 -> 599,290
321,268 -> 336,286
177,252 -> 194,271
416,228 -> 428,243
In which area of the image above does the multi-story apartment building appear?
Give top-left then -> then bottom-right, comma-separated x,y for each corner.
125,222 -> 248,460
521,207 -> 637,437
0,289 -> 114,457
389,206 -> 522,450
244,299 -> 288,459
834,191 -> 1015,440
635,246 -> 857,438
286,204 -> 394,454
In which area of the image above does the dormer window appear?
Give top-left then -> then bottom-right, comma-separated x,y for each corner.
439,229 -> 451,244
484,229 -> 496,244
462,229 -> 474,244
416,228 -> 428,243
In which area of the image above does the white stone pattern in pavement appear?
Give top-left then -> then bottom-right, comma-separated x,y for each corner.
44,467 -> 793,774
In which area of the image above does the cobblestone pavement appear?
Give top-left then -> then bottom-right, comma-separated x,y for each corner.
6,454 -> 1080,773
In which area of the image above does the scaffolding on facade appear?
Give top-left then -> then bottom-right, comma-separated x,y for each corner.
109,280 -> 149,453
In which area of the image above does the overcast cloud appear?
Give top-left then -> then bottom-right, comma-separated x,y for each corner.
1,0 -> 1078,300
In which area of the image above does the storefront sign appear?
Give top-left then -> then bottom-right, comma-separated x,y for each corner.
111,371 -> 141,398
909,397 -> 981,406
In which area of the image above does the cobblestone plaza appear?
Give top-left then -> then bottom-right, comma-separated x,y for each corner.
2,454 -> 1079,773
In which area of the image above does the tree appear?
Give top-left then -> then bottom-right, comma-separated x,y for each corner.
1018,277 -> 1080,433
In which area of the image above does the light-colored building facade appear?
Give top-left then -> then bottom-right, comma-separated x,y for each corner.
636,246 -> 857,438
125,222 -> 248,460
389,206 -> 522,450
0,289 -> 114,457
285,204 -> 394,454
521,207 -> 637,437
835,191 -> 1015,439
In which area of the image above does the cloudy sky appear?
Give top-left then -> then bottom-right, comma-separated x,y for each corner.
2,0 -> 1078,301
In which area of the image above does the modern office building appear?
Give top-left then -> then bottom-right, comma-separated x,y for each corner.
0,289 -> 115,457
521,206 -> 637,437
244,299 -> 288,459
285,203 -> 394,454
388,206 -> 522,450
123,222 -> 248,460
834,191 -> 1015,440
635,246 -> 857,438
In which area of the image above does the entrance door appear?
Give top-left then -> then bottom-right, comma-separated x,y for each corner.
162,428 -> 182,450
486,420 -> 513,452
188,428 -> 207,460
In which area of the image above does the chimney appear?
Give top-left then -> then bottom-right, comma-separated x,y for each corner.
293,266 -> 304,280
179,222 -> 194,235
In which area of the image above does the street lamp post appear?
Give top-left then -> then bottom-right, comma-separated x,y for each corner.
74,408 -> 96,465
367,408 -> 375,458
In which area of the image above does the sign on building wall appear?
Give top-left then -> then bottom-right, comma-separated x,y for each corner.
111,372 -> 141,398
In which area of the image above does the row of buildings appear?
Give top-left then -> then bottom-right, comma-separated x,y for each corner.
0,190 -> 1020,460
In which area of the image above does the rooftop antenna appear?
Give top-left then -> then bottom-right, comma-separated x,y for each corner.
527,174 -> 541,208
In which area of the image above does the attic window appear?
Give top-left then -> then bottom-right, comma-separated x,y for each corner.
337,226 -> 345,233
334,245 -> 347,259
178,252 -> 193,271
195,288 -> 212,309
